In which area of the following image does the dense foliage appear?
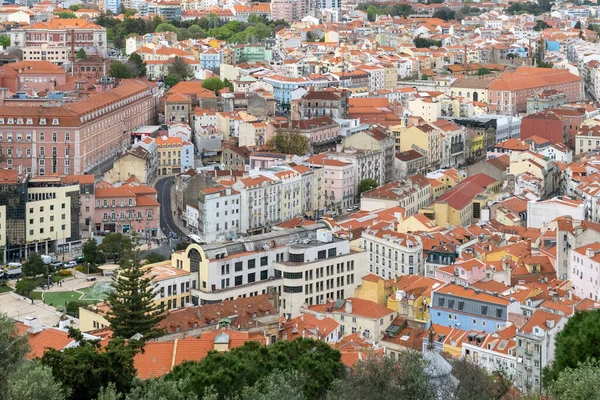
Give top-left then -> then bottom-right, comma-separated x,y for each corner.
356,2 -> 413,21
166,339 -> 345,399
267,132 -> 309,155
506,0 -> 553,15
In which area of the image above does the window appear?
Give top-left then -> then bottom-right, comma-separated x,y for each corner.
234,276 -> 243,286
248,259 -> 256,269
260,270 -> 268,280
235,261 -> 243,272
318,250 -> 326,259
248,273 -> 255,283
260,256 -> 268,266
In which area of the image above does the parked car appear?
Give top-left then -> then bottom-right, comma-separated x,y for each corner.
64,261 -> 77,268
51,261 -> 63,269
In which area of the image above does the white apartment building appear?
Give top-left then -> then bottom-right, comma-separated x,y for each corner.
233,174 -> 282,235
361,222 -> 424,279
197,186 -> 241,243
527,197 -> 585,229
461,326 -> 517,376
143,263 -> 195,310
570,243 -> 600,301
274,229 -> 368,318
171,223 -> 364,309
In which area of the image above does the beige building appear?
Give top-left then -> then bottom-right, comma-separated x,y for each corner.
302,297 -> 396,340
394,124 -> 442,170
79,303 -> 111,332
103,147 -> 157,185
238,121 -> 267,147
141,262 -> 195,310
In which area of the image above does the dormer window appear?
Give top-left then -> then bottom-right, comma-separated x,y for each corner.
16,118 -> 23,124
7,118 -> 14,124
52,118 -> 59,125
26,118 -> 33,124
0,118 -> 4,124
40,118 -> 47,125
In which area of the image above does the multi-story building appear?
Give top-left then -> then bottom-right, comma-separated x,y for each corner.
93,181 -> 160,238
292,89 -> 348,120
268,116 -> 340,154
360,222 -> 423,279
342,126 -> 395,184
0,61 -> 68,93
0,80 -> 157,177
169,223 -> 362,306
306,155 -> 355,213
430,284 -> 511,333
360,175 -> 432,216
142,262 -> 194,310
461,325 -> 517,375
515,310 -> 567,393
0,170 -> 81,262
11,18 -> 107,65
197,185 -> 241,243
155,136 -> 194,176
570,243 -> 600,301
274,228 -> 368,318
487,67 -> 583,115
395,123 -> 442,171
270,0 -> 308,22
433,120 -> 466,169
326,148 -> 383,198
233,173 -> 282,235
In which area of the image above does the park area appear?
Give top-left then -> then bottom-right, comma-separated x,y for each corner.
35,281 -> 115,307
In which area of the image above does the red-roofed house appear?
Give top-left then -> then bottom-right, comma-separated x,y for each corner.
93,180 -> 160,236
302,297 -> 396,340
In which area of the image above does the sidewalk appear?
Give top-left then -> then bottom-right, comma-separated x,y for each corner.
169,181 -> 190,237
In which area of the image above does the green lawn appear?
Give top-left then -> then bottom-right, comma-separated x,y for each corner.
0,285 -> 13,293
31,291 -> 43,300
43,291 -> 83,307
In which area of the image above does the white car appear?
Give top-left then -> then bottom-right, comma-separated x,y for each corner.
64,261 -> 77,268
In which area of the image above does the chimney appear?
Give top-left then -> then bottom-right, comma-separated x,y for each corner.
345,299 -> 352,314
546,319 -> 555,329
587,248 -> 595,258
527,238 -> 532,252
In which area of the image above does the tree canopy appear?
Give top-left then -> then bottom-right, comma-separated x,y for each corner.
22,254 -> 47,278
41,328 -> 141,400
202,77 -> 226,94
358,178 -> 378,194
109,61 -> 133,79
549,361 -> 600,400
167,338 -> 345,399
98,232 -> 133,263
167,56 -> 193,82
545,310 -> 600,384
267,132 -> 309,156
0,35 -> 10,48
414,37 -> 442,49
82,238 -> 106,273
76,48 -> 87,59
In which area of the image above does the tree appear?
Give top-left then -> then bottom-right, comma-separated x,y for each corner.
22,254 -> 47,278
106,249 -> 165,340
65,300 -> 87,318
109,61 -> 133,79
155,23 -> 179,33
54,12 -> 76,18
550,361 -> 600,400
414,37 -> 442,48
476,67 -> 490,76
83,238 -> 105,273
7,361 -> 68,400
449,358 -> 499,400
174,242 -> 189,251
168,56 -> 193,81
534,20 -> 551,31
15,279 -> 38,297
99,233 -> 133,263
223,78 -> 234,92
68,4 -> 82,11
358,178 -> 378,194
202,77 -> 225,94
99,378 -> 198,400
164,73 -> 182,88
127,53 -> 147,77
574,21 -> 582,30
240,370 -> 306,400
145,252 -> 166,264
0,35 -> 10,48
545,310 -> 600,384
432,8 -> 455,21
0,315 -> 30,399
168,338 -> 344,399
327,353 -> 435,400
76,48 -> 87,59
267,132 -> 309,155
187,24 -> 206,39
41,328 -> 141,400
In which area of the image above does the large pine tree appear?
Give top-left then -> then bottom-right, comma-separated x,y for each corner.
106,250 -> 165,340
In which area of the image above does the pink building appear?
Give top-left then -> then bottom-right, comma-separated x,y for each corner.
0,80 -> 157,177
93,178 -> 160,237
248,152 -> 293,170
270,0 -> 308,22
0,61 -> 68,94
434,259 -> 487,286
267,116 -> 340,153
307,154 -> 355,212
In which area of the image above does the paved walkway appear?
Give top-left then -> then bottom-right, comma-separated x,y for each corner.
0,293 -> 63,327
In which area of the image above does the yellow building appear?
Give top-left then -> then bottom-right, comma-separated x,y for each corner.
386,275 -> 443,323
155,136 -> 193,176
354,274 -> 389,306
393,123 -> 442,169
79,303 -> 111,333
397,214 -> 438,234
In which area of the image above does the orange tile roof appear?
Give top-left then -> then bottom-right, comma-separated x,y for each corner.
435,283 -> 510,305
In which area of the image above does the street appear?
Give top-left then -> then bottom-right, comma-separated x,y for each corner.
155,176 -> 186,239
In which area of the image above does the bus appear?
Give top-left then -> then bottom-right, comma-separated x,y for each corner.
188,234 -> 206,245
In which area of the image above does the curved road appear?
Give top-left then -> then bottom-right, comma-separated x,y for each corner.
155,176 -> 186,239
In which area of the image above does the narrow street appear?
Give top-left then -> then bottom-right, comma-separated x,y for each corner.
155,176 -> 186,239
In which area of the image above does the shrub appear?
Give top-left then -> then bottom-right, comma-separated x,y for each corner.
75,265 -> 86,273
58,270 -> 72,276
